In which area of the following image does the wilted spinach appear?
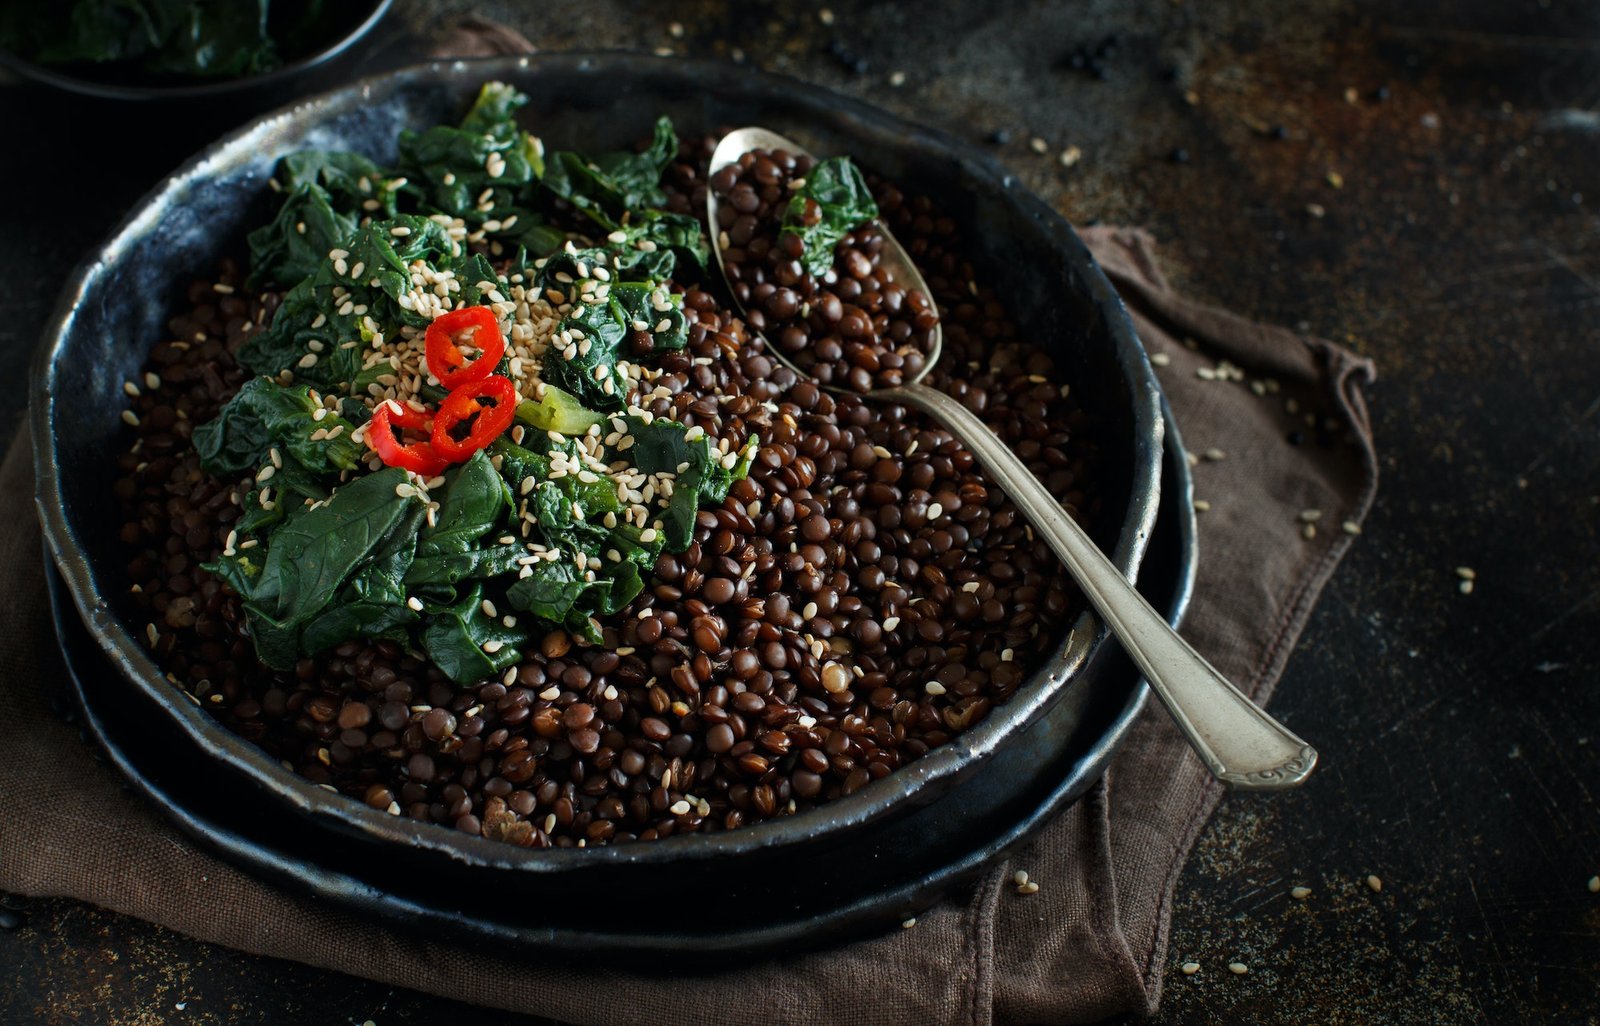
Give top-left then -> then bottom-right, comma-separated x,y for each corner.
194,90 -> 764,686
0,0 -> 336,79
780,155 -> 879,276
540,282 -> 688,412
204,467 -> 421,670
193,377 -> 362,477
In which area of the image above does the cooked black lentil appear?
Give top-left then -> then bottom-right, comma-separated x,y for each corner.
710,147 -> 938,393
114,135 -> 1100,848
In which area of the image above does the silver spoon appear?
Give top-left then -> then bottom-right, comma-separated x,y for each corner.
707,127 -> 1317,790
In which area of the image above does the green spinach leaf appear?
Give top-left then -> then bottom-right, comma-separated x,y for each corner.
398,81 -> 541,230
780,155 -> 879,277
277,150 -> 396,217
208,468 -> 422,669
193,376 -> 362,477
246,183 -> 357,290
421,583 -> 527,684
538,116 -> 676,225
541,281 -> 687,411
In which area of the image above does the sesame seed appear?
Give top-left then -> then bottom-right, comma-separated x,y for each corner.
255,465 -> 276,484
925,681 -> 947,696
883,616 -> 901,632
1058,145 -> 1081,166
1455,566 -> 1476,580
407,597 -> 424,612
1150,352 -> 1170,367
1299,508 -> 1324,522
1202,447 -> 1226,461
901,918 -> 917,929
123,380 -> 140,397
819,7 -> 834,24
120,409 -> 140,427
1366,874 -> 1383,892
926,502 -> 944,520
212,282 -> 235,294
1290,885 -> 1312,900
390,226 -> 412,236
483,640 -> 504,653
962,581 -> 981,593
1588,876 -> 1599,893
1193,499 -> 1211,512
1029,136 -> 1049,154
1181,962 -> 1200,976
144,371 -> 161,390
1342,519 -> 1362,535
1302,523 -> 1317,540
1016,881 -> 1040,895
1228,962 -> 1249,975
670,800 -> 692,815
1459,579 -> 1475,595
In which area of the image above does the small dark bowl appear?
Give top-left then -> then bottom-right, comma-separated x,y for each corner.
32,55 -> 1164,932
0,0 -> 392,103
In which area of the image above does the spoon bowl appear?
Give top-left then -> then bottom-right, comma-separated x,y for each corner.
707,126 -> 1318,791
708,126 -> 943,391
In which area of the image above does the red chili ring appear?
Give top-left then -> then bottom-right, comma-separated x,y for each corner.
424,306 -> 506,389
430,375 -> 518,461
368,400 -> 449,477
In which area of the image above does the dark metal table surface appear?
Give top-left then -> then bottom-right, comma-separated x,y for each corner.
3,2 -> 1598,1024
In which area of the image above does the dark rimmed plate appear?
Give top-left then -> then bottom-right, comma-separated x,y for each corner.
48,400 -> 1194,958
33,55 -> 1166,887
0,0 -> 395,102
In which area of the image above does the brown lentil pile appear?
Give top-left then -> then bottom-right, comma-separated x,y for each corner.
709,147 -> 938,392
113,137 -> 1100,849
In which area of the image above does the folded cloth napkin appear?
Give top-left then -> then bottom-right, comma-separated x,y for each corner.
0,223 -> 1375,1024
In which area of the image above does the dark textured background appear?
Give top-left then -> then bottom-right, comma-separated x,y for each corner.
3,1 -> 1599,1023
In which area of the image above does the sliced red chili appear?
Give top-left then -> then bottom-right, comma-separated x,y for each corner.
368,400 -> 450,477
424,306 -> 506,389
431,375 -> 518,461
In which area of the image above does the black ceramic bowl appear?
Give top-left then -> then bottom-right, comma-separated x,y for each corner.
32,55 -> 1164,930
0,0 -> 392,102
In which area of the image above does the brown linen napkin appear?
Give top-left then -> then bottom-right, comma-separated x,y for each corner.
0,227 -> 1376,1025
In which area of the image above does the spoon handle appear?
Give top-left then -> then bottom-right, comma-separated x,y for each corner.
893,381 -> 1318,791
